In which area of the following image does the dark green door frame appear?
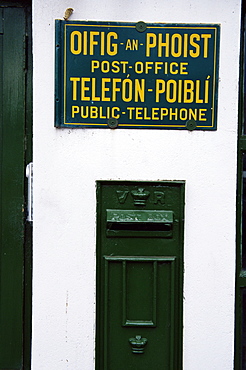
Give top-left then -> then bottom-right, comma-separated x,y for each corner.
235,2 -> 246,369
0,1 -> 32,369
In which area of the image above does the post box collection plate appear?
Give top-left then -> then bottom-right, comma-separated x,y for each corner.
96,181 -> 185,369
55,20 -> 220,130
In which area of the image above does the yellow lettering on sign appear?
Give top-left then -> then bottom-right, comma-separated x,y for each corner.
146,33 -> 157,57
104,107 -> 208,122
144,107 -> 151,120
127,107 -> 135,119
158,33 -> 169,57
169,108 -> 178,120
201,34 -> 212,58
91,78 -> 100,101
81,78 -> 91,101
112,78 -> 121,102
70,31 -> 118,56
100,32 -> 105,55
71,105 -> 79,117
120,61 -> 128,73
195,80 -> 203,103
178,80 -> 182,103
99,106 -> 106,119
83,31 -> 88,55
170,62 -> 179,74
70,77 -> 148,103
152,108 -> 159,120
155,79 -> 165,103
81,106 -> 88,118
183,80 -> 194,103
90,31 -> 100,55
101,61 -> 110,73
91,60 -> 129,73
135,61 -> 144,74
199,108 -> 207,121
183,34 -> 188,57
166,80 -> 177,103
132,39 -> 139,50
112,107 -> 120,119
122,79 -> 133,102
76,106 -> 121,119
189,108 -> 197,120
90,106 -> 98,118
112,61 -> 121,73
107,32 -> 118,56
145,61 -> 153,73
70,77 -> 80,100
125,39 -> 139,50
70,31 -> 82,54
153,78 -> 210,104
136,107 -> 143,119
125,39 -> 132,50
180,62 -> 188,75
189,34 -> 200,57
135,79 -> 145,102
180,108 -> 188,120
144,32 -> 212,58
171,34 -> 182,57
91,60 -> 100,72
160,108 -> 168,120
101,78 -> 111,101
154,62 -> 163,74
204,76 -> 210,103
90,60 -> 190,76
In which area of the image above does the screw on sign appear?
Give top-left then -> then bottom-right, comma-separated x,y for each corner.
107,117 -> 118,129
186,119 -> 197,131
136,21 -> 147,33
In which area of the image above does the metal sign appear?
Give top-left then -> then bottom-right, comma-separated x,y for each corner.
55,20 -> 220,130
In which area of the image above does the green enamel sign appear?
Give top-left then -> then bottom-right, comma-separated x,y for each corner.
55,20 -> 220,130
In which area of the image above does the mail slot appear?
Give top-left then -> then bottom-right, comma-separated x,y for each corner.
96,181 -> 185,370
106,210 -> 173,237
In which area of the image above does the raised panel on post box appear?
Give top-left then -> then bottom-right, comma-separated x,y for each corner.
96,181 -> 184,370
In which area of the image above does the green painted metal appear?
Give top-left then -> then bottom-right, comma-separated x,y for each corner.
106,209 -> 173,238
96,181 -> 184,369
0,2 -> 32,369
106,209 -> 173,223
235,4 -> 246,369
55,20 -> 220,130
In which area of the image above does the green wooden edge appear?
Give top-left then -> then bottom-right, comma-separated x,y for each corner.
23,3 -> 32,369
235,4 -> 245,369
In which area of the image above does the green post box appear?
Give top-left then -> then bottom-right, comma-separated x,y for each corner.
96,181 -> 185,370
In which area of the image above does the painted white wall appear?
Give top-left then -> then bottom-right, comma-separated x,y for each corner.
32,0 -> 241,369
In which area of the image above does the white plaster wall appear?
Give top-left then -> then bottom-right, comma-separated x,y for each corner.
32,0 -> 241,369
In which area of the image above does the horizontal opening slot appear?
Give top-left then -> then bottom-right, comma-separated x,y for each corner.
107,222 -> 172,232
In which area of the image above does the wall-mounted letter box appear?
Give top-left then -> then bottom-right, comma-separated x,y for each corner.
96,181 -> 185,370
106,209 -> 173,238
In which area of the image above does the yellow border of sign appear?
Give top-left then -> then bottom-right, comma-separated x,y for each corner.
63,24 -> 218,128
